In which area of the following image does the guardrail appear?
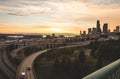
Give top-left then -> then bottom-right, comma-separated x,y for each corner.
82,59 -> 120,79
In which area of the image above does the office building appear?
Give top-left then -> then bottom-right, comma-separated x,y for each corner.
52,33 -> 55,38
96,20 -> 101,33
92,28 -> 97,35
88,28 -> 92,34
108,29 -> 111,33
103,23 -> 108,33
83,31 -> 86,35
116,26 -> 119,33
80,31 -> 82,35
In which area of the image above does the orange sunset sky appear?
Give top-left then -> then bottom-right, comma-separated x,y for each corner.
0,0 -> 120,34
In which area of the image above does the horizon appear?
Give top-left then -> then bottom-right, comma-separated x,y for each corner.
0,0 -> 120,34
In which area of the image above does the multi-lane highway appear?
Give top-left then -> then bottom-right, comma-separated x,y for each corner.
3,47 -> 16,73
0,47 -> 16,79
16,50 -> 48,79
16,41 -> 90,79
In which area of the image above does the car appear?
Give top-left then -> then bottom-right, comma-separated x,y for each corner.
26,66 -> 31,71
20,72 -> 26,79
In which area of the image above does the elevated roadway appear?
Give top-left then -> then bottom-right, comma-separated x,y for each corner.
16,41 -> 90,79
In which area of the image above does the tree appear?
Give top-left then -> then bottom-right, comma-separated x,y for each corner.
90,40 -> 100,57
96,53 -> 102,69
78,50 -> 85,63
53,58 -> 61,73
61,55 -> 71,73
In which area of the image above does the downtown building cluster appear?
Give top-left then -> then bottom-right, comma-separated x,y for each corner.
80,20 -> 120,36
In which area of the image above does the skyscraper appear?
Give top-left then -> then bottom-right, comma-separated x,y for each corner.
108,29 -> 111,33
80,31 -> 82,35
52,33 -> 55,38
103,23 -> 108,33
92,28 -> 97,35
88,28 -> 91,34
96,20 -> 101,33
116,26 -> 119,33
83,31 -> 86,35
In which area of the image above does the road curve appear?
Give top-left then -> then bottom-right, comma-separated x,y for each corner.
0,47 -> 16,79
16,50 -> 48,79
3,47 -> 16,73
16,41 -> 90,79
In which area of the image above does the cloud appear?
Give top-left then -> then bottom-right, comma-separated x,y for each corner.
30,11 -> 46,14
0,0 -> 120,33
8,13 -> 26,16
92,0 -> 120,5
0,0 -> 49,16
7,11 -> 46,16
32,26 -> 51,29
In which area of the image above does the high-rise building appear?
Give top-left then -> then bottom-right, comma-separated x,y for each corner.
83,31 -> 86,35
92,28 -> 97,35
113,29 -> 116,33
80,31 -> 82,35
103,23 -> 108,33
108,29 -> 111,33
116,26 -> 119,33
88,28 -> 91,34
46,35 -> 51,39
96,20 -> 101,33
52,33 -> 55,38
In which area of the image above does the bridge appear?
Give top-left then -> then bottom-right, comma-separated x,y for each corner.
10,43 -> 64,58
82,59 -> 120,79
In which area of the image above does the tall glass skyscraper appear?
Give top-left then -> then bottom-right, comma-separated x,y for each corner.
96,20 -> 101,33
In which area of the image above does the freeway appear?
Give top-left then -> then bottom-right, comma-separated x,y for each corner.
16,50 -> 48,79
16,41 -> 90,79
3,47 -> 16,73
0,47 -> 16,79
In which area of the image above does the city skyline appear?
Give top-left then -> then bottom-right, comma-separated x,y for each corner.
0,0 -> 120,34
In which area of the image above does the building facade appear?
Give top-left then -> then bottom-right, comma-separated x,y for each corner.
96,20 -> 101,33
103,23 -> 108,33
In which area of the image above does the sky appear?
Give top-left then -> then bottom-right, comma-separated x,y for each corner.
0,0 -> 120,34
